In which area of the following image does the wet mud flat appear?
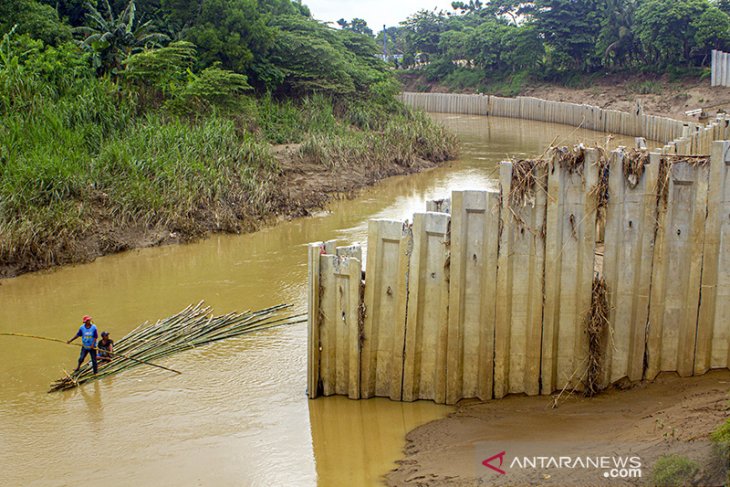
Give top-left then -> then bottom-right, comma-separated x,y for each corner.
388,370 -> 730,486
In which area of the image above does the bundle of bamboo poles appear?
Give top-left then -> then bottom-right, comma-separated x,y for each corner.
48,301 -> 303,392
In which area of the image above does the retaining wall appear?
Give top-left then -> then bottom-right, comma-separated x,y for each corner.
307,142 -> 730,404
400,92 -> 730,155
713,50 -> 730,87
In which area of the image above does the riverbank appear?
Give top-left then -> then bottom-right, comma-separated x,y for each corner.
400,72 -> 730,122
0,109 -> 457,278
387,370 -> 730,486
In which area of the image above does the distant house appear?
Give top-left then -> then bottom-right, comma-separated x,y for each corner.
378,53 -> 404,63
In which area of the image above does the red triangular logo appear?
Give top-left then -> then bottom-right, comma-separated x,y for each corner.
483,451 -> 507,475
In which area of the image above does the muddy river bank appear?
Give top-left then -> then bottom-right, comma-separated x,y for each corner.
387,371 -> 730,486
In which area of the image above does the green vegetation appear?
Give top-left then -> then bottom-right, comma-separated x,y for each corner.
628,80 -> 663,94
376,0 -> 730,90
651,454 -> 700,487
0,0 -> 457,274
298,110 -> 456,169
711,418 -> 730,485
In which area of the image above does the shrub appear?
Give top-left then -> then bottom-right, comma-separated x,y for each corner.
424,57 -> 456,82
443,67 -> 484,91
0,0 -> 72,46
123,41 -> 197,96
166,66 -> 252,115
0,31 -> 92,114
481,70 -> 530,97
651,454 -> 699,487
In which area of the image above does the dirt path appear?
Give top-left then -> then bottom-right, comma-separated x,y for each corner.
387,371 -> 730,486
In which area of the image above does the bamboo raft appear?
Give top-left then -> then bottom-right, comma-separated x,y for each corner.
48,301 -> 303,392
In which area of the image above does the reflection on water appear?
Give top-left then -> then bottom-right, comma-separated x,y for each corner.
309,397 -> 450,486
0,115 -> 642,486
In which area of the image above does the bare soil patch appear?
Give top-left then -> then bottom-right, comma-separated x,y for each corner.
268,143 -> 440,218
522,75 -> 730,122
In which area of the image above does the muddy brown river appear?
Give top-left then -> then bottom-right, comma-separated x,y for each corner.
0,115 -> 644,486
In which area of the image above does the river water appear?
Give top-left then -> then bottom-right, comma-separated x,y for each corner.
0,115 -> 642,486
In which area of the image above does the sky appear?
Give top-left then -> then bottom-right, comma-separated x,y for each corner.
302,0 -> 458,31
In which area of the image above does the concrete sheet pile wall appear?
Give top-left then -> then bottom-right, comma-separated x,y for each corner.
426,198 -> 451,213
308,142 -> 730,404
697,141 -> 730,372
712,50 -> 730,87
494,162 -> 548,398
646,157 -> 710,379
360,220 -> 410,400
399,92 -> 488,115
402,212 -> 452,403
400,92 -> 730,153
309,242 -> 363,399
601,150 -> 660,386
447,191 -> 500,403
541,149 -> 600,395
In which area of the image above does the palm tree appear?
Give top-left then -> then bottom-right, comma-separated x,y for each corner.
74,0 -> 169,74
599,0 -> 638,68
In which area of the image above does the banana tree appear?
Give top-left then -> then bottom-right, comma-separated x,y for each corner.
73,0 -> 168,74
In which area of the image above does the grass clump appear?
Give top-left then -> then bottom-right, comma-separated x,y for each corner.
1,110 -> 278,269
92,114 -> 276,226
651,455 -> 699,487
255,93 -> 340,144
711,419 -> 730,485
299,132 -> 370,169
628,80 -> 662,95
298,109 -> 457,169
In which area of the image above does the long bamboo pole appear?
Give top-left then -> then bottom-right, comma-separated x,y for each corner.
0,333 -> 182,375
30,303 -> 302,392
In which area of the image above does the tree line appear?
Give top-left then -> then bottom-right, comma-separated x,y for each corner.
0,0 -> 397,102
370,0 -> 730,83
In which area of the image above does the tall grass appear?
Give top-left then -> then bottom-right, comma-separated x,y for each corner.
299,108 -> 457,169
0,78 -> 278,269
0,35 -> 457,273
255,93 -> 341,144
93,114 -> 277,225
651,455 -> 699,487
712,419 -> 730,485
